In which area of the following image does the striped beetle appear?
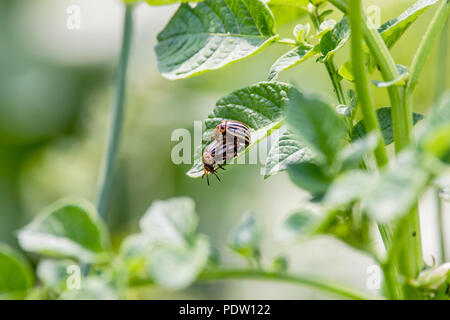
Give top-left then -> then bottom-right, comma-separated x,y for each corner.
202,139 -> 240,185
213,120 -> 251,149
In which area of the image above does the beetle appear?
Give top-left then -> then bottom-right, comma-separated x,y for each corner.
213,120 -> 251,149
202,140 -> 236,186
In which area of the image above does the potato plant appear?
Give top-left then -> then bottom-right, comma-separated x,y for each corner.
0,0 -> 449,300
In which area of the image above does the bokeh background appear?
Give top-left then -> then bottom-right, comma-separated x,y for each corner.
0,0 -> 448,299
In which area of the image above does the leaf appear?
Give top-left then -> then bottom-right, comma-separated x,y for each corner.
325,170 -> 375,207
187,81 -> 293,177
228,213 -> 261,259
352,107 -> 425,146
362,151 -> 431,223
270,255 -> 288,273
372,65 -> 408,88
0,244 -> 34,299
145,0 -> 203,5
338,61 -> 354,82
17,198 -> 110,264
119,233 -> 153,279
338,133 -> 379,170
155,0 -> 278,80
264,129 -> 314,178
378,0 -> 440,49
59,277 -> 119,300
319,17 -> 350,61
286,88 -> 348,164
266,0 -> 308,8
149,235 -> 210,290
336,89 -> 357,117
278,210 -> 319,243
36,259 -> 73,294
287,162 -> 334,195
139,197 -> 198,247
268,44 -> 318,81
419,94 -> 450,163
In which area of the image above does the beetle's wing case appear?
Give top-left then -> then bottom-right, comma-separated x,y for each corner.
225,121 -> 251,145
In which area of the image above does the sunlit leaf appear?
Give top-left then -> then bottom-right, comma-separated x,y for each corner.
17,198 -> 110,263
338,133 -> 379,170
362,151 -> 431,223
286,89 -> 347,164
268,44 -> 318,81
188,81 -> 293,177
149,235 -> 210,289
325,170 -> 375,207
319,17 -> 350,61
264,129 -> 314,178
372,65 -> 408,88
155,0 -> 278,79
139,197 -> 198,247
0,244 -> 34,299
228,213 -> 261,260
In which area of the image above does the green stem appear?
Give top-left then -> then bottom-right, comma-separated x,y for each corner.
436,189 -> 447,262
130,269 -> 383,300
407,0 -> 450,95
309,7 -> 346,105
347,1 -> 388,168
96,5 -> 134,219
328,0 -> 408,153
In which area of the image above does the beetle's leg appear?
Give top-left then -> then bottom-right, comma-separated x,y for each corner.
214,172 -> 221,182
217,163 -> 226,170
206,174 -> 210,186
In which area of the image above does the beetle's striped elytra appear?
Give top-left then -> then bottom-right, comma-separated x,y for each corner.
202,120 -> 251,185
213,120 -> 251,148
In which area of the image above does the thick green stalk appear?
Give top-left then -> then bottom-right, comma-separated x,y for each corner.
130,268 -> 382,300
328,0 -> 409,153
96,5 -> 134,219
347,1 -> 388,168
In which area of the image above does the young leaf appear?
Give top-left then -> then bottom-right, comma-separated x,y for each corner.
149,235 -> 210,290
264,129 -> 314,178
155,0 -> 278,79
325,170 -> 376,207
336,89 -> 357,117
338,133 -> 379,170
36,259 -> 74,294
139,197 -> 198,247
319,17 -> 350,61
0,244 -> 34,299
145,0 -> 203,5
378,0 -> 440,49
228,213 -> 261,260
338,61 -> 354,82
188,81 -> 293,177
362,151 -> 431,223
17,198 -> 110,263
418,94 -> 450,163
372,65 -> 409,88
286,88 -> 348,164
287,162 -> 334,195
268,44 -> 318,81
352,107 -> 425,145
278,210 -> 319,243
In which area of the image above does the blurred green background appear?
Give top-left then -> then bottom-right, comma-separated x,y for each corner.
0,0 -> 448,299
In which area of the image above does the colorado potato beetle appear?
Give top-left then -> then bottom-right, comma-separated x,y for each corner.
202,140 -> 237,186
213,120 -> 251,148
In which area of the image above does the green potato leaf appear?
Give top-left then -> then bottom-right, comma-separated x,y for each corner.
268,44 -> 319,81
319,17 -> 350,61
352,107 -> 425,146
155,0 -> 278,79
0,243 -> 34,299
264,129 -> 314,178
17,198 -> 110,264
228,213 -> 262,260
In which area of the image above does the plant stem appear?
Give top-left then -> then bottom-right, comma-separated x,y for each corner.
347,1 -> 388,168
96,5 -> 134,219
309,7 -> 346,105
407,0 -> 450,95
436,189 -> 447,262
130,268 -> 383,300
